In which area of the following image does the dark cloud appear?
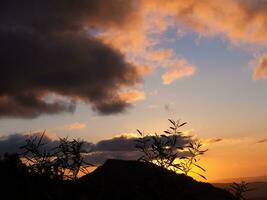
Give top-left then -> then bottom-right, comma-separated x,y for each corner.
0,0 -> 140,33
0,133 -> 192,165
0,132 -> 58,154
0,134 -> 29,154
94,134 -> 190,152
94,136 -> 137,152
0,94 -> 76,118
84,151 -> 141,165
88,134 -> 191,164
0,0 -> 141,118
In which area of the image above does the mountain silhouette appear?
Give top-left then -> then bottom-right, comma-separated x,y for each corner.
0,155 -> 235,200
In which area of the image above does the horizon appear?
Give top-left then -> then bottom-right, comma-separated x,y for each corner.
211,175 -> 267,184
1,0 -> 267,183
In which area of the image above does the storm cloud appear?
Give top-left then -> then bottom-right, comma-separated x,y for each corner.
0,0 -> 141,118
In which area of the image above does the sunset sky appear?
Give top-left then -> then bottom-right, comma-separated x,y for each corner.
0,0 -> 267,182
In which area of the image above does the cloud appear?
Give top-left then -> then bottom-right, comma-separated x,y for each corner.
0,95 -> 75,118
253,54 -> 267,80
144,0 -> 267,45
135,64 -> 154,76
64,122 -> 86,130
1,0 -> 140,32
0,132 -> 192,165
119,90 -> 145,103
97,0 -> 267,82
97,4 -> 196,84
0,132 -> 58,154
145,49 -> 175,62
0,0 -> 142,118
6,0 -> 267,118
144,48 -> 196,84
162,59 -> 196,84
69,133 -> 192,164
74,132 -> 192,164
84,151 -> 141,165
94,135 -> 137,152
0,134 -> 31,154
256,139 -> 267,144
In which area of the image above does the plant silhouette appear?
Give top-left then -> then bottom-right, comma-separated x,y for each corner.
20,131 -> 92,180
135,119 -> 207,179
179,140 -> 208,179
228,181 -> 253,200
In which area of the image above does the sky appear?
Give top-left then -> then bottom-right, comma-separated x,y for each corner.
0,0 -> 267,181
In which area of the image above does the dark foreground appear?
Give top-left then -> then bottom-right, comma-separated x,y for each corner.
215,182 -> 267,200
0,156 -> 235,200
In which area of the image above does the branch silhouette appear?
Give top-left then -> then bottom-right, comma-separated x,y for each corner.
20,131 -> 93,180
135,119 -> 207,179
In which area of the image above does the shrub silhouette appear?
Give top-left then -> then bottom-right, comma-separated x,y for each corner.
0,153 -> 28,177
20,131 -> 92,180
135,119 -> 207,179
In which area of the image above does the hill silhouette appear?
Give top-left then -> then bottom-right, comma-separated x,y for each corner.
0,155 -> 235,200
79,159 -> 235,200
